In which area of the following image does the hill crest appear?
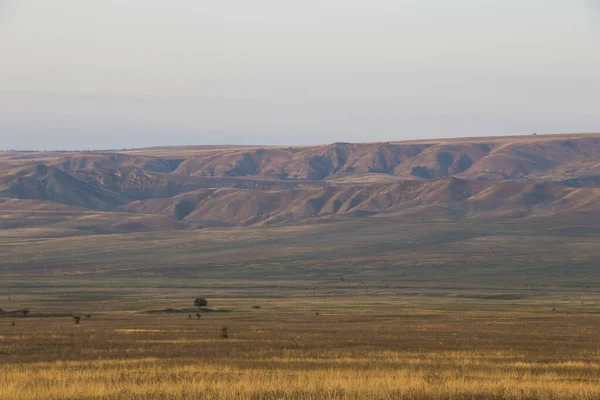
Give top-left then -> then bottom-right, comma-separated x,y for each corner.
2,133 -> 600,231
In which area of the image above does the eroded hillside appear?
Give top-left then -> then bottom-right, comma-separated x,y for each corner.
1,133 -> 600,232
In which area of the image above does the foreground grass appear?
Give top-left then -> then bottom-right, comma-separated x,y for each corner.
1,307 -> 599,399
3,354 -> 600,400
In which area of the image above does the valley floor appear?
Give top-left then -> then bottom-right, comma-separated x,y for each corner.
1,298 -> 600,399
1,219 -> 599,399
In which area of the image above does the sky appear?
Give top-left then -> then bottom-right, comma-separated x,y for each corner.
0,0 -> 599,150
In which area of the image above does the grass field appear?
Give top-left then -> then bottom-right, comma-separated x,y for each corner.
2,300 -> 600,399
1,219 -> 600,399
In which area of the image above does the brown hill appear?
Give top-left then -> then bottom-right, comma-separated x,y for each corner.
169,134 -> 600,182
71,167 -> 323,200
2,133 -> 600,229
172,142 -> 434,180
4,133 -> 600,185
0,165 -> 130,211
119,178 -> 600,226
0,198 -> 189,236
49,153 -> 183,173
458,137 -> 600,181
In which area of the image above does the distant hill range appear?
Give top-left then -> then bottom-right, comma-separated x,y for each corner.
2,133 -> 600,233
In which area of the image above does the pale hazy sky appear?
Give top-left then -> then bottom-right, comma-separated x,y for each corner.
0,0 -> 599,149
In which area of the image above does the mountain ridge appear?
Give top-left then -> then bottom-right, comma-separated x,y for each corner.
2,133 -> 600,231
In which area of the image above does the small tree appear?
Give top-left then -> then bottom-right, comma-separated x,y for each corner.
194,297 -> 208,309
221,327 -> 229,339
73,316 -> 81,324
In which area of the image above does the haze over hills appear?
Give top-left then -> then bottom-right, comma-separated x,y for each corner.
1,133 -> 600,233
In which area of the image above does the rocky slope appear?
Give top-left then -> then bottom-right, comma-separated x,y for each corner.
0,165 -> 131,211
119,178 -> 600,226
1,133 -> 600,229
170,135 -> 600,182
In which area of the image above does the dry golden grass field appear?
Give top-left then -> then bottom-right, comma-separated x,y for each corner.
2,300 -> 600,400
1,219 -> 600,399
